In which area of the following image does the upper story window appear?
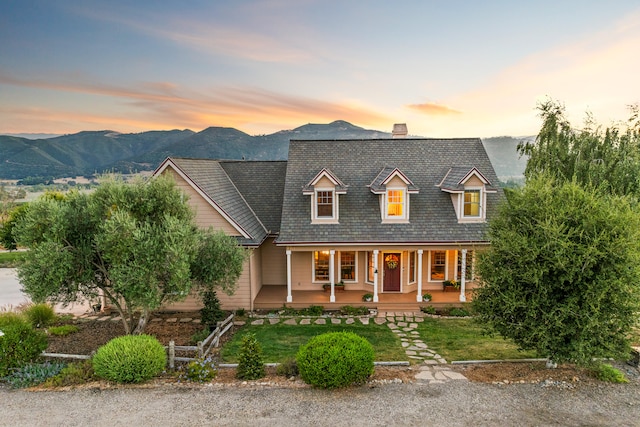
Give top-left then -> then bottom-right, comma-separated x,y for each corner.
386,189 -> 406,218
438,167 -> 496,223
316,190 -> 334,218
463,189 -> 481,217
303,168 -> 347,224
370,167 -> 418,224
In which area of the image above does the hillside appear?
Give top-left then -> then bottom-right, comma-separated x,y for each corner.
0,121 -> 528,181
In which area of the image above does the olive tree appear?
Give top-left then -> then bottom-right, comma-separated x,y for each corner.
15,176 -> 246,334
473,176 -> 640,365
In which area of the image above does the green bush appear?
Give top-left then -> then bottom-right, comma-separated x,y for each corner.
421,305 -> 436,315
179,356 -> 217,383
200,289 -> 225,331
296,331 -> 374,389
4,361 -> 66,388
92,335 -> 166,383
448,307 -> 471,317
48,325 -> 79,336
0,313 -> 48,377
593,363 -> 628,383
276,358 -> 299,377
43,360 -> 95,387
339,305 -> 369,316
23,303 -> 57,328
236,333 -> 265,380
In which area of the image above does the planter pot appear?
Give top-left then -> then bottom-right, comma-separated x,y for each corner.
323,285 -> 345,293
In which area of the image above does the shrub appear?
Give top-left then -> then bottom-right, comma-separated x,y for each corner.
296,331 -> 374,389
92,335 -> 166,383
179,356 -> 217,383
235,333 -> 265,380
339,305 -> 369,316
235,308 -> 246,317
190,328 -> 211,345
276,358 -> 299,377
43,360 -> 95,387
448,307 -> 471,317
48,325 -> 79,336
4,361 -> 66,388
23,303 -> 56,328
421,305 -> 436,315
0,313 -> 48,377
593,363 -> 628,383
200,289 -> 225,331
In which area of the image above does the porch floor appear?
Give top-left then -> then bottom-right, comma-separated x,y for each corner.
253,285 -> 472,312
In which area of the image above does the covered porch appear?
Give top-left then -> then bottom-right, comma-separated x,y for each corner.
253,285 -> 472,312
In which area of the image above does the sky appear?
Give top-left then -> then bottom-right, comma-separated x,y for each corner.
1,1 -> 639,138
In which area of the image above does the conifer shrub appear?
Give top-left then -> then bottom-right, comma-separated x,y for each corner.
296,331 -> 374,389
200,289 -> 225,331
235,333 -> 265,380
92,335 -> 166,383
0,313 -> 48,377
23,303 -> 56,328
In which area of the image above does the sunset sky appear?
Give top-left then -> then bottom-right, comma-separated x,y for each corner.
1,1 -> 639,138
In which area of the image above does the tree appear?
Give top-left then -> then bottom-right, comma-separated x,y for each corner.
518,100 -> 640,196
15,175 -> 247,335
473,176 -> 640,365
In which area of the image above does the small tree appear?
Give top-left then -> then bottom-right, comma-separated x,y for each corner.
473,176 -> 640,365
235,333 -> 265,380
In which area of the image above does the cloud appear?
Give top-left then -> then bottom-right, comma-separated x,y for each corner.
407,102 -> 462,116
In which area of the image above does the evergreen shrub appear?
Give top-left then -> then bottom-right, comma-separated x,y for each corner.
235,333 -> 265,380
0,313 -> 48,377
92,335 -> 166,383
296,331 -> 374,389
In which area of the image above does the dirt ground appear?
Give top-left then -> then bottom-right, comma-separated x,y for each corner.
44,312 -> 640,386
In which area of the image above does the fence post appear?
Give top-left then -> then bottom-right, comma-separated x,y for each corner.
169,340 -> 175,369
197,341 -> 204,358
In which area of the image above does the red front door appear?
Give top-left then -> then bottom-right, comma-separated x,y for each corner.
383,253 -> 401,292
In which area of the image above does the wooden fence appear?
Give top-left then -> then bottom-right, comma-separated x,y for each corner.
167,313 -> 234,368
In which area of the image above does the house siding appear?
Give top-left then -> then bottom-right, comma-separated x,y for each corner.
261,238 -> 287,285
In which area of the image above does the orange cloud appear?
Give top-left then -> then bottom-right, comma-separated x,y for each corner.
407,102 -> 462,116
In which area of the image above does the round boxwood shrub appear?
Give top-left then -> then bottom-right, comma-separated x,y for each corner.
296,331 -> 374,389
92,334 -> 166,383
0,313 -> 48,377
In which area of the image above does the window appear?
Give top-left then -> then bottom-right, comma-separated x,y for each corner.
431,251 -> 446,281
464,190 -> 480,217
387,189 -> 405,217
366,251 -> 375,283
457,250 -> 474,280
316,190 -> 334,218
313,251 -> 330,282
340,251 -> 356,281
409,251 -> 416,283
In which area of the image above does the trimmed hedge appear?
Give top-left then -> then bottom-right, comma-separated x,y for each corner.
92,335 -> 166,383
296,331 -> 374,389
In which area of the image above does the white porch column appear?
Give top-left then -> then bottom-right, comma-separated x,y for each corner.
459,249 -> 467,302
286,250 -> 292,303
373,250 -> 379,302
329,250 -> 336,303
416,250 -> 424,302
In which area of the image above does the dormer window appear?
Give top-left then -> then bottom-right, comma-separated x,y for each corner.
303,168 -> 347,224
463,189 -> 481,217
386,189 -> 406,218
438,167 -> 497,223
370,167 -> 418,224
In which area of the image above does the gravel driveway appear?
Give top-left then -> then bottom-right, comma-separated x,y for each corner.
2,381 -> 639,426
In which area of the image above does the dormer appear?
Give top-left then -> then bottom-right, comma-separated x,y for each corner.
302,168 -> 348,223
369,167 -> 419,223
438,167 -> 497,223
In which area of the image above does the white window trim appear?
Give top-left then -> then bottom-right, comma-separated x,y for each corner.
382,187 -> 409,223
338,251 -> 358,283
408,251 -> 417,284
312,251 -> 331,283
458,186 -> 485,223
428,250 -> 448,283
312,187 -> 339,224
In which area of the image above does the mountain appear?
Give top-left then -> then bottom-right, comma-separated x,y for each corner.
0,121 -> 528,181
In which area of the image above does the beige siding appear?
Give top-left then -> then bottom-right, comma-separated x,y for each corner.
315,176 -> 334,188
261,238 -> 287,285
464,175 -> 484,187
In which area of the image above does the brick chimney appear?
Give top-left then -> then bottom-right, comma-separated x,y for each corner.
392,123 -> 408,138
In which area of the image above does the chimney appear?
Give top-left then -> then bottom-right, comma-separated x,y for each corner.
392,123 -> 408,138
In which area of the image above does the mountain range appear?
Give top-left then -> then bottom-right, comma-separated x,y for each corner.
0,120 -> 529,181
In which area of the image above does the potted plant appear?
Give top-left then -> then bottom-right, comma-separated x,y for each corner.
323,281 -> 346,292
362,293 -> 373,302
442,280 -> 460,292
422,293 -> 432,302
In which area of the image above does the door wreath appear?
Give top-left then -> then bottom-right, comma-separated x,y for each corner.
385,254 -> 399,270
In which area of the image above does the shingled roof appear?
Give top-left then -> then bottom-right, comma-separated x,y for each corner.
276,138 -> 502,245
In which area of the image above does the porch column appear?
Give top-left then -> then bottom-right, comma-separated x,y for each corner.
329,250 -> 336,303
373,249 -> 379,303
416,250 -> 424,302
459,249 -> 467,302
286,250 -> 292,303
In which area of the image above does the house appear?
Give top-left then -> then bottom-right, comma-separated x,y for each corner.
154,129 -> 501,311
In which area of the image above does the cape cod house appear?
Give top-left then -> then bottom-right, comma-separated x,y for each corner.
154,128 -> 501,312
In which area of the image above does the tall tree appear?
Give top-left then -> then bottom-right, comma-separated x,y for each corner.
473,176 -> 640,365
15,176 -> 246,334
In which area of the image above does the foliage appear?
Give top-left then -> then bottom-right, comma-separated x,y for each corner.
296,331 -> 374,389
278,305 -> 324,316
592,363 -> 628,383
92,335 -> 166,383
234,308 -> 246,317
0,203 -> 28,250
191,229 -> 247,296
421,305 -> 436,315
179,356 -> 217,383
14,175 -> 246,335
190,328 -> 212,345
275,358 -> 299,377
474,177 -> 640,365
47,324 -> 79,336
362,293 -> 373,302
23,303 -> 56,328
339,305 -> 369,316
447,307 -> 471,317
0,313 -> 48,377
422,293 -> 432,301
519,100 -> 640,196
3,361 -> 66,388
443,280 -> 460,289
200,289 -> 225,331
42,360 -> 95,387
235,333 -> 265,380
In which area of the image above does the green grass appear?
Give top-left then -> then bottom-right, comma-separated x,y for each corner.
417,317 -> 538,362
0,251 -> 26,267
220,321 -> 405,363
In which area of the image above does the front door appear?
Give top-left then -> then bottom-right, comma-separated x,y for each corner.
383,253 -> 401,292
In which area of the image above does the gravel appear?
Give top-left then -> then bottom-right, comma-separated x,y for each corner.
2,381 -> 639,426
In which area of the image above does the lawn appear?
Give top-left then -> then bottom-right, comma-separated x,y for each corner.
0,251 -> 26,267
417,317 -> 538,362
220,321 -> 405,363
